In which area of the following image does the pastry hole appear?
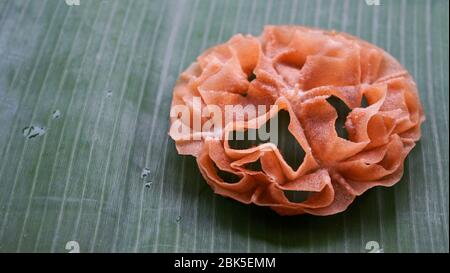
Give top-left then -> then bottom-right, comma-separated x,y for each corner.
217,169 -> 241,183
283,190 -> 310,203
277,110 -> 305,170
247,72 -> 256,82
245,159 -> 262,172
228,110 -> 305,170
326,96 -> 351,140
228,117 -> 273,149
361,95 -> 369,108
228,129 -> 267,149
213,163 -> 241,184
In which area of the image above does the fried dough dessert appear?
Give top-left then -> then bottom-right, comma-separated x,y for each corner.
169,26 -> 425,216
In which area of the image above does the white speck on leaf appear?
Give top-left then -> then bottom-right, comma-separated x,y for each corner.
52,110 -> 61,119
141,168 -> 151,179
22,126 -> 46,139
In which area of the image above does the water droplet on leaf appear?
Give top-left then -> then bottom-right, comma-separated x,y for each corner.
141,168 -> 151,179
22,126 -> 46,139
52,110 -> 61,119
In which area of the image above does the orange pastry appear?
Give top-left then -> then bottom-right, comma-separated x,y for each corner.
169,26 -> 425,216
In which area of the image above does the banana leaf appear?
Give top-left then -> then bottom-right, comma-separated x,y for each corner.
0,0 -> 448,253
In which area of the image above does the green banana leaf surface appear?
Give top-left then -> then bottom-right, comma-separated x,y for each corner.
0,0 -> 448,252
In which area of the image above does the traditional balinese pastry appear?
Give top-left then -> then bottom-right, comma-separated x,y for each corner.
169,25 -> 425,216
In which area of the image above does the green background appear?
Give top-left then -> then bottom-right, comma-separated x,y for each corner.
0,0 -> 448,253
